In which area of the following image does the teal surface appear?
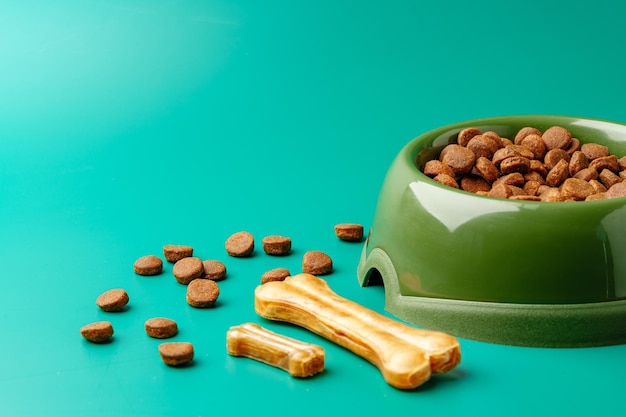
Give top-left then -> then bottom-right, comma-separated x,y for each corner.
2,1 -> 626,416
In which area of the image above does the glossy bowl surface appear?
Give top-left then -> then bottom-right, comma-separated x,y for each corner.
357,115 -> 626,347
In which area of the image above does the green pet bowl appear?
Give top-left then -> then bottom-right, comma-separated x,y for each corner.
357,115 -> 626,347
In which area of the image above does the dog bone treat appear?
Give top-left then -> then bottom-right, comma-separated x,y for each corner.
333,223 -> 364,242
80,321 -> 114,343
173,257 -> 204,285
261,235 -> 292,255
158,342 -> 194,366
186,278 -> 220,308
254,274 -> 461,390
302,251 -> 333,275
261,267 -> 291,284
225,231 -> 255,257
145,318 -> 178,339
202,259 -> 227,281
227,322 -> 325,378
163,244 -> 193,263
420,125 -> 626,202
133,255 -> 163,276
96,289 -> 129,312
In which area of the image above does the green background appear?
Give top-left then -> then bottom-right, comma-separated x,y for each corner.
1,1 -> 625,416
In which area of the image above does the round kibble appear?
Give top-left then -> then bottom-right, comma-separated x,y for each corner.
433,173 -> 459,188
423,160 -> 455,177
607,182 -> 626,199
542,126 -> 572,150
158,342 -> 194,366
520,134 -> 546,160
262,235 -> 292,255
145,318 -> 178,339
302,251 -> 333,275
461,176 -> 491,193
202,260 -> 227,281
186,279 -> 220,308
133,255 -> 163,276
561,178 -> 595,201
173,257 -> 204,285
261,267 -> 291,284
225,231 -> 254,257
457,127 -> 482,147
163,245 -> 193,263
334,224 -> 364,242
581,143 -> 609,160
96,289 -> 129,312
466,135 -> 499,160
514,126 -> 542,145
440,144 -> 476,175
80,321 -> 114,343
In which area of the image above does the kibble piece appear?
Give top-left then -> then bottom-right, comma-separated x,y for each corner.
545,159 -> 570,187
96,289 -> 129,312
494,172 -> 525,187
540,187 -> 564,202
461,176 -> 491,193
202,260 -> 227,281
225,231 -> 255,257
569,151 -> 589,176
524,170 -> 546,185
302,251 -> 333,275
561,178 -> 596,201
589,155 -> 619,173
262,235 -> 292,255
542,126 -> 572,150
80,321 -> 114,343
581,143 -> 609,160
433,173 -> 459,188
606,182 -> 626,199
520,134 -> 546,159
529,159 -> 548,176
333,224 -> 364,242
163,245 -> 193,263
473,156 -> 500,183
599,169 -> 622,189
261,267 -> 291,284
573,167 -> 599,182
457,127 -> 482,147
500,156 -> 531,175
514,127 -> 542,145
186,278 -> 220,308
566,138 -> 582,155
440,144 -> 476,175
145,318 -> 178,339
589,179 -> 608,194
523,180 -> 541,196
158,342 -> 194,366
467,135 -> 500,160
488,183 -> 517,199
618,156 -> 626,171
544,149 -> 571,170
423,160 -> 455,177
586,193 -> 607,201
134,255 -> 163,276
173,257 -> 204,285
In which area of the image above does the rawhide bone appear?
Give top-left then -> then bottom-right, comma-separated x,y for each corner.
227,322 -> 324,378
254,273 -> 461,390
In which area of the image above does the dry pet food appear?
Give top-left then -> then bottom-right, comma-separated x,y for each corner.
333,223 -> 364,241
163,244 -> 193,263
420,125 -> 626,202
261,267 -> 291,284
96,289 -> 129,312
227,322 -> 325,378
173,257 -> 204,285
145,317 -> 178,339
261,235 -> 292,255
254,274 -> 461,390
202,259 -> 227,281
80,321 -> 114,343
186,278 -> 220,308
158,342 -> 194,366
225,231 -> 255,257
302,251 -> 333,275
133,255 -> 163,276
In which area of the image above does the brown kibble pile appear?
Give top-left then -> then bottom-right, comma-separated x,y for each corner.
421,126 -> 626,202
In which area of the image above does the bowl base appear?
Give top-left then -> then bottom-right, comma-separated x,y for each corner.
357,247 -> 626,347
